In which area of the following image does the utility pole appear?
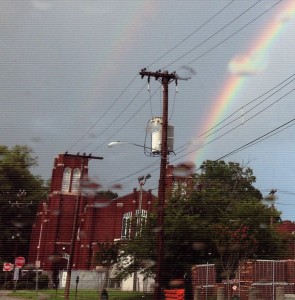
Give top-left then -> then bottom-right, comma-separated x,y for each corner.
140,69 -> 178,300
64,153 -> 103,300
9,190 -> 31,257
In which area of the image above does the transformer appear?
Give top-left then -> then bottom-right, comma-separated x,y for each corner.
149,117 -> 174,155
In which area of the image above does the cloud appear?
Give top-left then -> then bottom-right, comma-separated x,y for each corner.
228,53 -> 267,76
31,0 -> 52,10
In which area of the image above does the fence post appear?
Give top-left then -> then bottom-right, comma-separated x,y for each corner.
276,286 -> 284,300
193,286 -> 201,300
248,287 -> 257,300
217,287 -> 225,300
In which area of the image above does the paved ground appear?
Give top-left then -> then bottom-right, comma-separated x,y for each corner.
0,290 -> 24,299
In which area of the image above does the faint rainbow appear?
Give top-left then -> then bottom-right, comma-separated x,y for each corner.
193,0 -> 295,166
86,0 -> 158,108
93,1 -> 157,84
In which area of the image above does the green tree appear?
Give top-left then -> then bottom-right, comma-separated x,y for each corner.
116,160 -> 287,290
95,190 -> 118,200
94,242 -> 120,288
0,145 -> 48,263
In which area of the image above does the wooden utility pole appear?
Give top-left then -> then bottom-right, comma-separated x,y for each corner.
64,153 -> 103,300
140,69 -> 177,300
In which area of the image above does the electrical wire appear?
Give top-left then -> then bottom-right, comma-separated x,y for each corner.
162,0 -> 267,69
147,0 -> 237,68
105,79 -> 295,187
185,0 -> 283,67
196,74 -> 295,142
170,88 -> 295,164
99,0 -> 294,196
216,118 -> 295,161
90,85 -> 161,152
169,86 -> 178,121
82,82 -> 147,152
66,73 -> 139,152
174,73 -> 295,154
67,1 -> 262,153
92,0 -> 281,152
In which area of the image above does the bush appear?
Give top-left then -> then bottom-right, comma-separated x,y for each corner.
34,274 -> 49,289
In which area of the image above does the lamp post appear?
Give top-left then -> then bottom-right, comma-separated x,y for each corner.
137,174 -> 151,230
35,202 -> 49,293
133,174 -> 151,292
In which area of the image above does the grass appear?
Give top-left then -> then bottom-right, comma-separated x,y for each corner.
7,289 -> 154,300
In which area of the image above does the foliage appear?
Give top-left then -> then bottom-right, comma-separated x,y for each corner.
117,160 -> 287,286
95,190 -> 118,200
94,242 -> 120,289
95,242 -> 120,267
0,145 -> 48,263
34,274 -> 49,289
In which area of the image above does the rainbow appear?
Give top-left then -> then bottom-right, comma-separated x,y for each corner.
193,0 -> 295,166
83,0 -> 158,151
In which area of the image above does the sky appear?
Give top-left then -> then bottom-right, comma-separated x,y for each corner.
1,0 -> 295,220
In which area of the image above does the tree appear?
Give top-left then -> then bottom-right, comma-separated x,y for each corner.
0,145 -> 48,262
94,242 -> 120,288
116,160 -> 287,291
95,190 -> 118,200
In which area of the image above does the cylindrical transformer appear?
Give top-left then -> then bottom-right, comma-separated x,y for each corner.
150,117 -> 174,155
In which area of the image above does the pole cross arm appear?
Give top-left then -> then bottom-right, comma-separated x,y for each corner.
139,69 -> 177,82
64,152 -> 103,160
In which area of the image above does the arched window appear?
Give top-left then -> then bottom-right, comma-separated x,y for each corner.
121,212 -> 132,239
135,209 -> 148,236
61,167 -> 71,192
71,168 -> 81,193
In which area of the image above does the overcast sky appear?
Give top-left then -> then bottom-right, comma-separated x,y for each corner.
1,0 -> 295,220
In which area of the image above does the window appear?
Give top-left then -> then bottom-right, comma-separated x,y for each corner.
135,209 -> 148,226
172,180 -> 188,196
121,212 -> 132,239
61,167 -> 71,192
135,209 -> 148,236
71,168 -> 81,193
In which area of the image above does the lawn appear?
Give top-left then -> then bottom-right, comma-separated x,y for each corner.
7,289 -> 154,300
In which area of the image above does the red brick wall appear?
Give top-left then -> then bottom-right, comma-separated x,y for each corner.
28,154 -> 157,272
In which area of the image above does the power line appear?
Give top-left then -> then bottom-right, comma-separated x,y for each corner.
67,1 -> 261,153
216,118 -> 295,161
94,0 -> 282,152
147,0 -> 237,68
171,89 -> 295,165
106,88 -> 295,188
67,0 -> 287,181
189,74 -> 295,144
90,85 -> 161,153
185,0 -> 283,66
82,82 -> 147,152
67,73 -> 139,152
174,74 -> 295,156
162,0 -> 267,69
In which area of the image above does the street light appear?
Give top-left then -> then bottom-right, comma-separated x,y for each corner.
133,174 -> 151,291
108,141 -> 146,149
137,174 -> 151,233
36,203 -> 49,293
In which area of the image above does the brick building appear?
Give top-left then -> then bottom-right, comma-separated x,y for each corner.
28,153 -> 157,284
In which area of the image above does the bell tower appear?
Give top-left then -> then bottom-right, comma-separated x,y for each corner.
50,153 -> 91,194
31,153 -> 103,275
